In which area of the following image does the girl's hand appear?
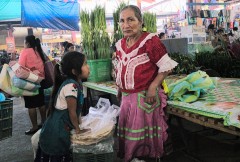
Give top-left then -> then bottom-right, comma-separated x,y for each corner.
145,85 -> 157,104
75,128 -> 81,134
75,128 -> 91,134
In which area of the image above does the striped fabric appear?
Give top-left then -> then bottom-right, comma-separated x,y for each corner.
0,64 -> 39,97
9,61 -> 44,83
7,67 -> 40,91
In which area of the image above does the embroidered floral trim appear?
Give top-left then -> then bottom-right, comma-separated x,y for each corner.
117,133 -> 161,141
125,53 -> 149,89
116,61 -> 123,88
156,54 -> 178,73
118,126 -> 161,133
115,33 -> 157,89
115,33 -> 157,66
137,91 -> 161,113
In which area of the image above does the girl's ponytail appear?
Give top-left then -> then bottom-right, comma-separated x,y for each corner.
48,63 -> 65,116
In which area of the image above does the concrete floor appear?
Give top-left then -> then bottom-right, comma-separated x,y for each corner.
1,97 -> 240,162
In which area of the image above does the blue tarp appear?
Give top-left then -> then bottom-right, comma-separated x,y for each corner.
21,0 -> 79,31
0,0 -> 21,22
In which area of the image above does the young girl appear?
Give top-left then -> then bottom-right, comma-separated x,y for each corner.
35,51 -> 90,162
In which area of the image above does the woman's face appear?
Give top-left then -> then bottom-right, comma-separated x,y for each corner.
119,8 -> 142,38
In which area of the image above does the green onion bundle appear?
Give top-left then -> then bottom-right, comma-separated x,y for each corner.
80,6 -> 111,60
143,12 -> 157,33
113,2 -> 127,43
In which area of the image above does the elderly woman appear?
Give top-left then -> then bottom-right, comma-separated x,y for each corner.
115,5 -> 178,162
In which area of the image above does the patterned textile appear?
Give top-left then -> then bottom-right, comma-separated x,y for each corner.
168,71 -> 216,103
167,78 -> 240,129
118,89 -> 168,162
7,67 -> 40,91
9,61 -> 44,83
201,79 -> 240,104
0,64 -> 39,97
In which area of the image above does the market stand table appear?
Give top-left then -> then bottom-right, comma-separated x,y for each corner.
83,78 -> 240,136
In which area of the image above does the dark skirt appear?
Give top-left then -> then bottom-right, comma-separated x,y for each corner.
35,145 -> 72,162
24,88 -> 45,108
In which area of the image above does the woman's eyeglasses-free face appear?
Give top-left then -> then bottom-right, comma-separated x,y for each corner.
118,17 -> 136,26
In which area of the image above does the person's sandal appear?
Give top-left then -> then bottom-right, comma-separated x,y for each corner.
25,128 -> 39,135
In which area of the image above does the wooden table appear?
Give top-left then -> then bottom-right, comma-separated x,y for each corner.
166,106 -> 240,137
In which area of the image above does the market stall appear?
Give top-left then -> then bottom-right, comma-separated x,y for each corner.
82,75 -> 240,135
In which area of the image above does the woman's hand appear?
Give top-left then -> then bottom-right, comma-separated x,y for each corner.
117,88 -> 122,102
145,85 -> 157,104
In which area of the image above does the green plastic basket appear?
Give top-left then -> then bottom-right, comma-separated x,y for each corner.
0,99 -> 13,141
73,152 -> 113,162
87,59 -> 112,82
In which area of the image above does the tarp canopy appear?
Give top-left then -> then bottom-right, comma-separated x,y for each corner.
0,0 -> 21,22
21,0 -> 79,31
0,0 -> 79,31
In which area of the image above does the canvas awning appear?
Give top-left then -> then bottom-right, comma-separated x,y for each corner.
0,0 -> 80,31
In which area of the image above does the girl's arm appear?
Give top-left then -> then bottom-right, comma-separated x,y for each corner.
66,97 -> 81,134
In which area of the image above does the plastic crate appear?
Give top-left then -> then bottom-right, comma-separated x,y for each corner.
0,99 -> 13,141
87,59 -> 112,82
73,152 -> 113,162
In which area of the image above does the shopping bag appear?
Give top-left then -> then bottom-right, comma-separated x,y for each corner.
41,59 -> 56,89
0,64 -> 39,97
9,61 -> 44,83
7,67 -> 40,91
0,64 -> 13,95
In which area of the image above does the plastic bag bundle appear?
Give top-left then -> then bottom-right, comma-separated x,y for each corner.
71,98 -> 120,147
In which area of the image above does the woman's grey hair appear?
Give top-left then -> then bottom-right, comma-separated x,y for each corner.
121,5 -> 142,22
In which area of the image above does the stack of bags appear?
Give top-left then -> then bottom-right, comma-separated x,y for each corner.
71,98 -> 120,154
168,70 -> 216,103
0,62 -> 43,97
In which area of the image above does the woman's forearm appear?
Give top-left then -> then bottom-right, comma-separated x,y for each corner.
149,71 -> 170,89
